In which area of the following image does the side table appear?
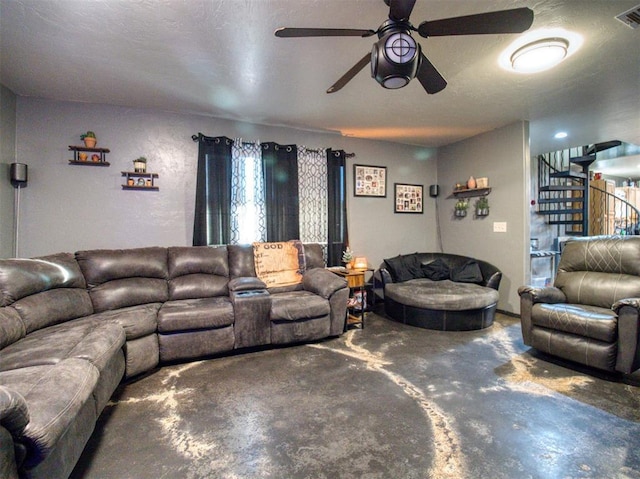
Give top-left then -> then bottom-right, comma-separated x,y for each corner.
332,268 -> 372,330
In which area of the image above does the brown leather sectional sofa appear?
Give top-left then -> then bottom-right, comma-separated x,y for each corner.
0,243 -> 348,479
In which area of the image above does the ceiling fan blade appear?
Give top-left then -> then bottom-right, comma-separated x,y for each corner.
275,27 -> 376,38
327,53 -> 371,94
417,7 -> 534,37
388,0 -> 417,21
416,53 -> 447,94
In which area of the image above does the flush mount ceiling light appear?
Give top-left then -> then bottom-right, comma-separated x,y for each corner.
499,29 -> 582,74
510,37 -> 569,73
554,131 -> 568,139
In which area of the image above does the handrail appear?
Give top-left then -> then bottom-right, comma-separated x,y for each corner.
589,184 -> 640,235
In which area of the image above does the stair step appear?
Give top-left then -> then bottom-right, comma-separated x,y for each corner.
537,208 -> 584,215
537,197 -> 584,204
548,220 -> 583,225
584,140 -> 622,155
569,154 -> 596,166
540,185 -> 585,191
550,171 -> 587,179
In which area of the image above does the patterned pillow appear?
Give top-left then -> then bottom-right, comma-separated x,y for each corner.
253,240 -> 306,288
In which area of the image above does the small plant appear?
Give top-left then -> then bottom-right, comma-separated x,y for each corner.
475,196 -> 489,212
454,199 -> 469,217
133,157 -> 147,173
80,131 -> 96,140
342,247 -> 354,264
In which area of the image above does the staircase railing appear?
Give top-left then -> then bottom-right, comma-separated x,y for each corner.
589,184 -> 640,235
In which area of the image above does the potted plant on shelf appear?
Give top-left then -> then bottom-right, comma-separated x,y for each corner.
80,131 -> 97,148
133,157 -> 147,173
454,199 -> 469,217
475,196 -> 490,216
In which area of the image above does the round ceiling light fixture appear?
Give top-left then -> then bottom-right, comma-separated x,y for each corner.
510,37 -> 569,73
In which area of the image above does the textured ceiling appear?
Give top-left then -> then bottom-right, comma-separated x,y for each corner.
1,0 -> 639,161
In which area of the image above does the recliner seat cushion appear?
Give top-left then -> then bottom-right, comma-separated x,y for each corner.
0,318 -> 125,374
0,358 -> 99,469
270,291 -> 330,321
158,297 -> 234,332
530,303 -> 617,343
87,303 -> 160,340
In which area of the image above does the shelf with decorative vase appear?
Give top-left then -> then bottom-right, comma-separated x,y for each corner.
121,171 -> 159,191
68,146 -> 111,166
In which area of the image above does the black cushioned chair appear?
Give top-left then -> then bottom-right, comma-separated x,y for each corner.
519,235 -> 640,374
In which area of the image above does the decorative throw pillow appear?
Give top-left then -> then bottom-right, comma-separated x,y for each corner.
404,253 -> 425,279
422,258 -> 450,281
383,255 -> 414,283
253,240 -> 306,288
450,260 -> 483,283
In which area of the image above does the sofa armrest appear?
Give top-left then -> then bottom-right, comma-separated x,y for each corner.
518,285 -> 567,304
228,277 -> 267,292
0,387 -> 29,436
302,268 -> 347,299
612,298 -> 640,374
375,268 -> 393,286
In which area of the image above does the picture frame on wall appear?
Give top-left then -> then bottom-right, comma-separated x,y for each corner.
353,164 -> 387,197
394,183 -> 423,214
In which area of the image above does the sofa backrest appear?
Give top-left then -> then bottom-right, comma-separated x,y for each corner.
555,235 -> 640,308
76,247 -> 169,312
228,243 -> 325,279
0,253 -> 93,348
382,252 -> 502,289
167,246 -> 229,300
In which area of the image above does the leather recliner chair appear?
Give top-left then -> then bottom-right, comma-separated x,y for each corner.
519,235 -> 640,374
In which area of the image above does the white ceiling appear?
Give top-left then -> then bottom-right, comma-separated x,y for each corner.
1,0 -> 639,164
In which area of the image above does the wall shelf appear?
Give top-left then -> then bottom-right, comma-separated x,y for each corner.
68,145 -> 110,166
452,187 -> 491,198
121,171 -> 159,191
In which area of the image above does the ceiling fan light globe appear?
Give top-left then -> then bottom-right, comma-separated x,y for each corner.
382,76 -> 410,89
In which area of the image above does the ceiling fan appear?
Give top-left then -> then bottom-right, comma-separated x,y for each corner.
275,0 -> 534,94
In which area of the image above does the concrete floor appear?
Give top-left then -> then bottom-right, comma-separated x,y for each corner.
70,311 -> 640,479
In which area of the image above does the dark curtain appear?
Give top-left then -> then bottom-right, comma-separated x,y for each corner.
262,142 -> 300,242
192,134 -> 233,245
326,149 -> 349,266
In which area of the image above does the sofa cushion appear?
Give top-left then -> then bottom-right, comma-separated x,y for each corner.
11,288 -> 94,335
450,260 -> 483,284
158,297 -> 234,332
0,308 -> 26,350
87,303 -> 160,340
0,318 -> 125,374
253,240 -> 306,288
531,303 -> 617,343
384,255 -> 416,282
270,291 -> 330,321
385,279 -> 499,311
422,258 -> 450,281
0,253 -> 86,308
0,359 -> 99,469
167,246 -> 229,300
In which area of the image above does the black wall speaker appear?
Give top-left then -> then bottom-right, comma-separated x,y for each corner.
429,184 -> 439,197
10,163 -> 28,187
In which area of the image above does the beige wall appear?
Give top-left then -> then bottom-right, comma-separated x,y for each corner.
437,122 -> 530,314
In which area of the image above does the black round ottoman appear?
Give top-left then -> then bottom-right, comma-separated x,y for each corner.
384,279 -> 500,331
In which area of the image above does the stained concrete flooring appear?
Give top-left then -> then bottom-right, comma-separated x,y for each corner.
70,311 -> 640,479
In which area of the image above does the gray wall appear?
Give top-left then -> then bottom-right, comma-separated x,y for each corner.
437,122 -> 530,314
0,85 -> 17,258
14,97 -> 438,266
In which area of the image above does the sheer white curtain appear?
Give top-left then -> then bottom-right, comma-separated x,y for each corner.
230,140 -> 266,244
297,146 -> 328,246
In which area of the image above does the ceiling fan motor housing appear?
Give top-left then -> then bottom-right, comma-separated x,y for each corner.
371,24 -> 421,89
